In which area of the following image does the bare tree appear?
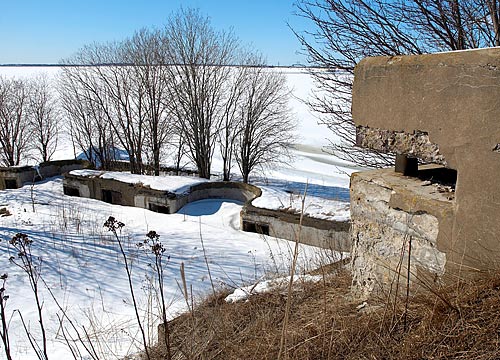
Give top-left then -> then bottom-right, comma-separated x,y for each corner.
28,75 -> 59,163
293,0 -> 500,168
169,124 -> 188,175
484,0 -> 500,45
58,8 -> 298,180
124,29 -> 173,175
61,44 -> 147,174
163,8 -> 239,179
95,55 -> 147,175
217,64 -> 248,181
0,77 -> 32,166
405,0 -> 500,49
58,69 -> 116,169
235,65 -> 295,183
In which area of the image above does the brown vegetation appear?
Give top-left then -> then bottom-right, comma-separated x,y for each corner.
149,268 -> 500,359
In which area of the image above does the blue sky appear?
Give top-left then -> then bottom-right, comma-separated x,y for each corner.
0,0 -> 311,65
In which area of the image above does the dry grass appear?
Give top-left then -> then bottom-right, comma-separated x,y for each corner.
149,268 -> 500,360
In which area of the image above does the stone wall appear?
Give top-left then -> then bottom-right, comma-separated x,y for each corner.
350,166 -> 451,298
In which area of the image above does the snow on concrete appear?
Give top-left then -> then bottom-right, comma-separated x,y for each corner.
71,169 -> 208,194
69,169 -> 104,177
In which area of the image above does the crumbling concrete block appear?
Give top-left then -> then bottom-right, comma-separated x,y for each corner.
351,48 -> 500,295
350,166 -> 451,298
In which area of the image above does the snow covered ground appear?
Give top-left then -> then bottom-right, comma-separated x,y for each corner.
0,66 -> 359,359
253,186 -> 350,222
1,178 -> 333,359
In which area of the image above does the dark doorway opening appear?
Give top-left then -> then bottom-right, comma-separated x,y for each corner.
4,179 -> 18,189
149,203 -> 170,214
242,221 -> 270,235
63,186 -> 80,197
102,189 -> 122,205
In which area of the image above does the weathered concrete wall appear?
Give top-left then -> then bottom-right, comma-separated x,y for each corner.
0,166 -> 34,189
64,172 -> 184,212
63,174 -> 92,197
241,204 -> 350,251
0,160 -> 90,190
352,48 -> 500,292
39,160 -> 91,179
63,174 -> 261,215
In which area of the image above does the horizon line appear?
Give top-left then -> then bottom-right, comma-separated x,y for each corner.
0,63 -> 329,70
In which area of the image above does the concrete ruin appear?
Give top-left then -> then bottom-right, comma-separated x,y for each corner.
241,204 -> 350,251
350,47 -> 500,297
63,170 -> 261,214
64,170 -> 351,250
0,160 -> 90,190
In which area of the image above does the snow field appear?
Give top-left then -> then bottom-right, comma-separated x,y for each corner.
0,66 -> 357,359
0,177 -> 338,359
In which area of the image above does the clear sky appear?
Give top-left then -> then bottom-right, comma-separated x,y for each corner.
0,0 -> 311,66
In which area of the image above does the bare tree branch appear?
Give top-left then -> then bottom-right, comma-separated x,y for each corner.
28,75 -> 59,163
163,8 -> 239,179
293,0 -> 499,168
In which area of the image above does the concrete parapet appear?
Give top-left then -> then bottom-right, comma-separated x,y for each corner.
351,48 -> 500,294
